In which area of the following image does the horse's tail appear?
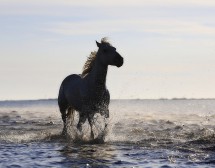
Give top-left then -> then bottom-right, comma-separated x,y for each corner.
58,83 -> 68,124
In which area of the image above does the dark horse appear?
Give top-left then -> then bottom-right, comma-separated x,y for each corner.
58,38 -> 124,138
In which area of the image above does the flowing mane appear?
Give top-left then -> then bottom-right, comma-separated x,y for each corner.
81,51 -> 97,77
81,37 -> 111,77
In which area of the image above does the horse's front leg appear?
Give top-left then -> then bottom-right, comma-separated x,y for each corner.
77,112 -> 87,132
88,113 -> 95,139
100,108 -> 109,125
104,109 -> 109,128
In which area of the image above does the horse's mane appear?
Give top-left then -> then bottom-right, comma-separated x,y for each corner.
81,37 -> 111,77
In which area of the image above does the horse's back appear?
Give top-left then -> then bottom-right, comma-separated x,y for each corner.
62,74 -> 81,84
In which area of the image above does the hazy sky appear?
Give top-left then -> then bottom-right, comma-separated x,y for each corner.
0,0 -> 215,100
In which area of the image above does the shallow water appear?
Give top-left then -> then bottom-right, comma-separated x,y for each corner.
1,99 -> 215,167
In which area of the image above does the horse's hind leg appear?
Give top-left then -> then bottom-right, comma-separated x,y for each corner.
59,107 -> 73,136
58,101 -> 68,135
58,86 -> 68,135
61,109 -> 68,136
88,113 -> 95,139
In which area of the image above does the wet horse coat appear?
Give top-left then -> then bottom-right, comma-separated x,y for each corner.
58,38 -> 123,138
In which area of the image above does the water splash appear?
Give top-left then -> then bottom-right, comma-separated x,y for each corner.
65,112 -> 110,144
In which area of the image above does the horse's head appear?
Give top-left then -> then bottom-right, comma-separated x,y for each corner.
96,41 -> 123,68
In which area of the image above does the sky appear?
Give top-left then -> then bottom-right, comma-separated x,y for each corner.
0,0 -> 215,100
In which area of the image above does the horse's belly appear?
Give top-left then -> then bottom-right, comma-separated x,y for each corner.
66,92 -> 82,111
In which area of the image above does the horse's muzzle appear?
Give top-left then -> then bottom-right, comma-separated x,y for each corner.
116,56 -> 124,67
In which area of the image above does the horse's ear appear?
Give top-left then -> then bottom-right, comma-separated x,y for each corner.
96,41 -> 101,48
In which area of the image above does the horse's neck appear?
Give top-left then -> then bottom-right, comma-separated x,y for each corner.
89,59 -> 108,89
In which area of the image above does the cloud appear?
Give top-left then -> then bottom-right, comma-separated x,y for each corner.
44,19 -> 215,37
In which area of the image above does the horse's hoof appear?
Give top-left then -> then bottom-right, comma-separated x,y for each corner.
61,127 -> 67,137
61,131 -> 66,137
90,131 -> 94,140
61,133 -> 67,138
91,135 -> 94,140
77,124 -> 82,133
77,128 -> 82,133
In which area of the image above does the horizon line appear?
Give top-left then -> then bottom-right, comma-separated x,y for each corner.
0,97 -> 215,102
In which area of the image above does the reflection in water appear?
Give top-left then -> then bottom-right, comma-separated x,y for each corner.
59,143 -> 117,167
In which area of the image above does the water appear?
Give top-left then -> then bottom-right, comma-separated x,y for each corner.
1,99 -> 215,167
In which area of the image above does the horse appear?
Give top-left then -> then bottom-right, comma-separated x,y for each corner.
58,38 -> 124,139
